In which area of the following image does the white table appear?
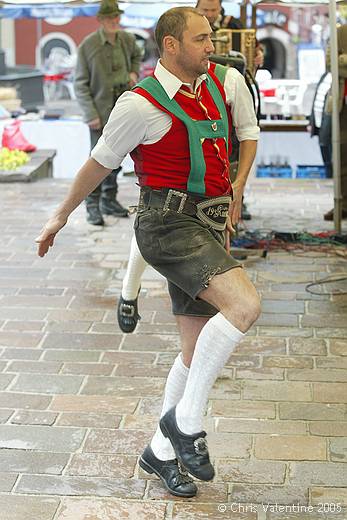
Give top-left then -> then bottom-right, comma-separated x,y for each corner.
256,120 -> 323,172
0,119 -> 134,179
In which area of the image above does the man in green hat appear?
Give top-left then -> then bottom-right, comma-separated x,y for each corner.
74,0 -> 142,225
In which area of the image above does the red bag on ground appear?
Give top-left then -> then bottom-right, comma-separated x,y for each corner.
1,120 -> 36,152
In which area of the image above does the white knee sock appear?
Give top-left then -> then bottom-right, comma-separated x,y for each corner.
122,234 -> 147,300
150,353 -> 189,460
176,313 -> 244,435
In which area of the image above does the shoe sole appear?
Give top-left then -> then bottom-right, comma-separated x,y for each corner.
160,421 -> 215,482
102,211 -> 129,218
139,457 -> 197,498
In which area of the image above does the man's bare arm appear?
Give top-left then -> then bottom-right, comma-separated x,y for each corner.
36,157 -> 111,257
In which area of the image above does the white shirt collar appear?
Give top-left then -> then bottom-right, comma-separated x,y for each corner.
154,60 -> 208,100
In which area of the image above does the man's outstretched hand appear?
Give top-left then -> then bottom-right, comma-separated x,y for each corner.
35,216 -> 67,257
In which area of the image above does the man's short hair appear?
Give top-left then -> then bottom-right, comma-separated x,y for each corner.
196,0 -> 222,6
155,7 -> 202,55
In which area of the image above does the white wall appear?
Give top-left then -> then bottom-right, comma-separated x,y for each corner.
0,19 -> 15,66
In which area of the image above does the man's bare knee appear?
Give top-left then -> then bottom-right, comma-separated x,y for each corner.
199,267 -> 261,332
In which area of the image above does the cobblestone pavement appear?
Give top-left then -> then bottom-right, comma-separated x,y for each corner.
0,175 -> 346,520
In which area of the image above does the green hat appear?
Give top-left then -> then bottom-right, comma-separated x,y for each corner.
97,0 -> 123,18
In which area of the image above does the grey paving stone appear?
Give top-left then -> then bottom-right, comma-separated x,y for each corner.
258,327 -> 314,337
236,367 -> 285,380
0,331 -> 43,348
43,350 -> 102,362
287,369 -> 347,382
0,472 -> 18,491
56,412 -> 121,429
309,421 -> 347,437
0,425 -> 85,451
50,395 -> 138,414
15,474 -> 146,498
329,438 -> 347,462
288,462 -> 347,487
0,409 -> 13,423
217,459 -> 286,484
243,381 -> 311,401
83,429 -> 151,454
56,498 -> 167,520
113,363 -> 170,378
0,449 -> 69,473
66,453 -> 137,478
0,373 -> 15,390
81,376 -> 165,397
217,418 -> 307,435
208,432 -> 252,458
61,363 -> 114,376
260,300 -> 305,314
6,361 -> 62,374
3,321 -> 45,332
211,400 -> 276,419
329,340 -> 347,356
172,503 -> 257,519
0,495 -> 59,520
122,334 -> 180,352
0,393 -> 51,410
0,348 -> 42,360
0,295 -> 72,308
101,351 -> 156,364
231,484 -> 308,505
11,374 -> 84,394
234,337 -> 286,355
288,338 -> 327,356
10,411 -> 58,426
256,313 -> 299,327
42,333 -> 122,350
46,321 -> 92,333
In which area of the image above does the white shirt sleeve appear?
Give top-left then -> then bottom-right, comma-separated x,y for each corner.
223,68 -> 260,142
91,90 -> 173,169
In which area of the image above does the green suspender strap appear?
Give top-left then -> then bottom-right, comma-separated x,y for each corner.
213,63 -> 228,86
212,63 -> 234,162
137,74 -> 229,195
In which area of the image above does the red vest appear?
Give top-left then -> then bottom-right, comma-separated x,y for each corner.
130,70 -> 232,197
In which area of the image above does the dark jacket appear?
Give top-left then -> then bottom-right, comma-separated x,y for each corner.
74,29 -> 142,126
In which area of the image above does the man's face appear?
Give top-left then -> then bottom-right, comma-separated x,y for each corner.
196,0 -> 221,25
175,14 -> 215,77
99,15 -> 121,34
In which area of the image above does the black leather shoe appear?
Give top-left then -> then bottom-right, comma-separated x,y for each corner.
117,293 -> 141,333
160,407 -> 215,481
86,205 -> 104,226
100,198 -> 129,218
139,445 -> 197,498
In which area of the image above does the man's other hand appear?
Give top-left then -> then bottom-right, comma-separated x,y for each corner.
88,117 -> 102,130
129,72 -> 139,87
35,216 -> 67,257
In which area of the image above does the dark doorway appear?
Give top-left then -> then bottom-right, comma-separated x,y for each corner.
260,37 -> 286,78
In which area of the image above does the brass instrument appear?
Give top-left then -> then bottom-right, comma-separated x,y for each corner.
211,29 -> 256,74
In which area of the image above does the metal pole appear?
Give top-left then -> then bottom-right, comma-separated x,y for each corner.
252,3 -> 257,30
328,0 -> 342,233
240,0 -> 248,27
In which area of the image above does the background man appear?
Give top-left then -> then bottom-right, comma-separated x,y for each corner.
74,0 -> 142,225
196,0 -> 264,68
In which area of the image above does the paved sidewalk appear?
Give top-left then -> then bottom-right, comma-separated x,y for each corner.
0,175 -> 346,520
